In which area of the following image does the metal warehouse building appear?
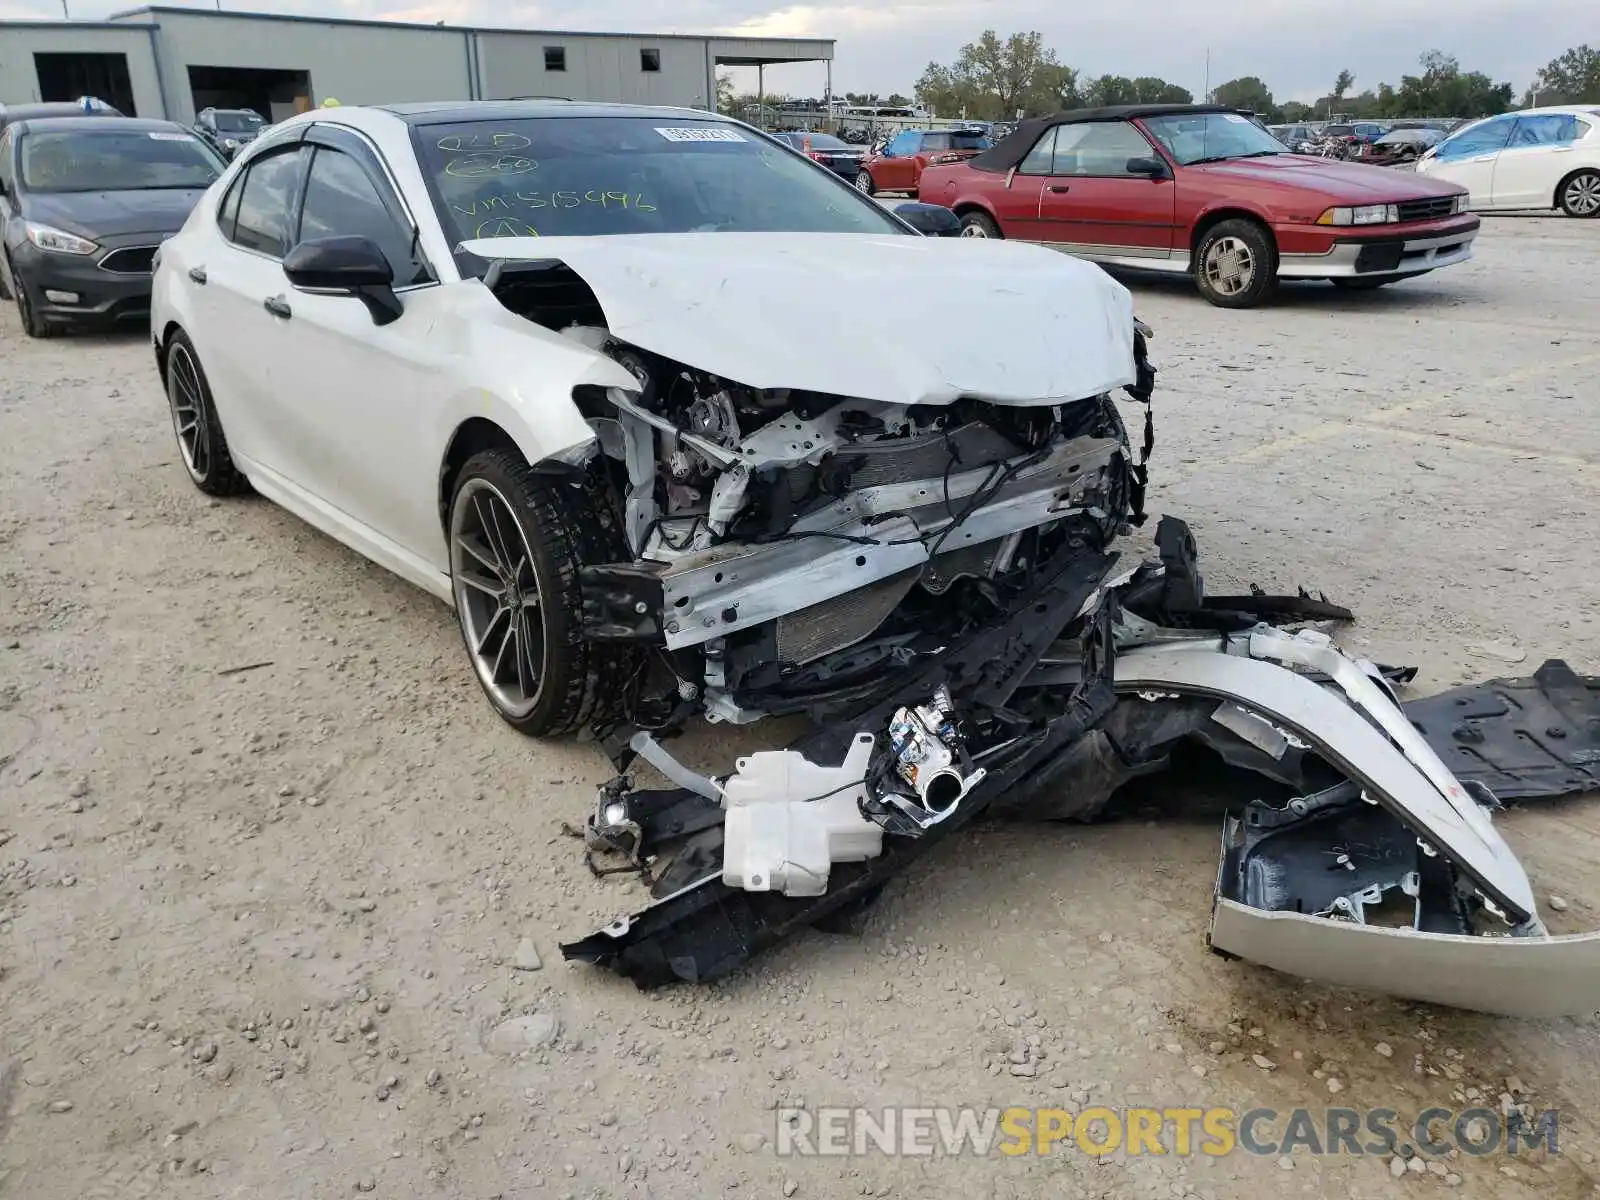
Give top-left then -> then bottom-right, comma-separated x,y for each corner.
0,6 -> 833,126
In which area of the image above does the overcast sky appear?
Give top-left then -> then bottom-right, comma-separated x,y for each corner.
6,0 -> 1580,101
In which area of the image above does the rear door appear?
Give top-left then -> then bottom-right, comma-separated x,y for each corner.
1424,115 -> 1515,206
1491,113 -> 1586,208
1034,120 -> 1176,258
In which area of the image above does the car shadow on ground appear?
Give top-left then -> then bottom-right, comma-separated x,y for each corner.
1099,266 -> 1470,314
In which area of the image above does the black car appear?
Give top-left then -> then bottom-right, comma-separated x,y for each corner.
0,117 -> 226,336
194,107 -> 267,160
769,130 -> 866,178
0,98 -> 123,137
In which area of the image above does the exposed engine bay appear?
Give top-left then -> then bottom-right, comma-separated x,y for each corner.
548,313 -> 1154,729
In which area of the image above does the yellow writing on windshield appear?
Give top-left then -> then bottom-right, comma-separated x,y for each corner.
475,218 -> 539,238
437,131 -> 532,152
515,189 -> 656,211
444,154 -> 538,179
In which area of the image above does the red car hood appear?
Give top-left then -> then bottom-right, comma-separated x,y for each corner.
1190,154 -> 1465,202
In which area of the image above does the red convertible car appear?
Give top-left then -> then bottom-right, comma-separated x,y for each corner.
917,104 -> 1481,307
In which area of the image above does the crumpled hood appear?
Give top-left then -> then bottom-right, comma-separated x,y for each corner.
22,187 -> 210,239
460,232 -> 1137,406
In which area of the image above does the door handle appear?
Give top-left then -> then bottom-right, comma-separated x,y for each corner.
1047,185 -> 1071,193
262,295 -> 292,320
187,266 -> 207,285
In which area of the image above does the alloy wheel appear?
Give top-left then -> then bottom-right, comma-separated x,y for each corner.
1564,174 -> 1600,216
450,478 -> 547,719
854,172 -> 873,193
1203,236 -> 1255,297
166,343 -> 211,480
959,222 -> 989,238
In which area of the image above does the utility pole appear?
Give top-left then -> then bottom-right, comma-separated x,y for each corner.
1204,48 -> 1210,102
61,1 -> 70,18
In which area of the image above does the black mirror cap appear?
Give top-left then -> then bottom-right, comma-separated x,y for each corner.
284,235 -> 394,290
1126,156 -> 1171,179
894,201 -> 963,237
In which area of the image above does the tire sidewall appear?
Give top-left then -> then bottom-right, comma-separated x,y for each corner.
960,211 -> 1001,239
1195,220 -> 1277,308
165,333 -> 216,487
447,452 -> 586,736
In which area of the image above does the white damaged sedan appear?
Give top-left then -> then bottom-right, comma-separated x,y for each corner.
151,100 -> 1154,736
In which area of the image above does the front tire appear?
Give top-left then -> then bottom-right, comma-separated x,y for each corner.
165,331 -> 249,495
1194,219 -> 1278,308
959,211 -> 1002,239
12,266 -> 54,338
853,170 -> 876,196
448,449 -> 635,737
1558,169 -> 1600,218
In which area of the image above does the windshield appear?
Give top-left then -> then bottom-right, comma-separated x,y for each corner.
417,116 -> 906,245
19,128 -> 223,192
213,112 -> 263,133
1141,112 -> 1287,165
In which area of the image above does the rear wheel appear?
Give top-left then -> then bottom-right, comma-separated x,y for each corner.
1558,169 -> 1600,218
448,449 -> 636,737
853,170 -> 876,196
1194,219 -> 1278,308
165,331 -> 249,496
959,211 -> 1002,239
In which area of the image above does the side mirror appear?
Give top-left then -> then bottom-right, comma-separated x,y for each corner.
1126,156 -> 1171,180
283,234 -> 402,325
894,201 -> 962,237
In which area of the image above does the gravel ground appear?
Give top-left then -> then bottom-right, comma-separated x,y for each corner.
2,216 -> 1599,1200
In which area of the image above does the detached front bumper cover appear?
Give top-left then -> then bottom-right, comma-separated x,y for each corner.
560,518 -> 1600,1017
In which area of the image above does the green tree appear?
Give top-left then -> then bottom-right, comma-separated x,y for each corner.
1083,75 -> 1137,106
1280,100 -> 1314,122
914,30 -> 1068,119
1393,51 -> 1513,117
1332,69 -> 1355,101
1210,75 -> 1274,115
1131,76 -> 1194,104
1532,44 -> 1600,103
1037,63 -> 1085,110
715,71 -> 736,115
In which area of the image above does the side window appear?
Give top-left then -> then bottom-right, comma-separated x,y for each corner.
1050,122 -> 1155,176
297,145 -> 429,286
1017,128 -> 1057,174
1435,116 -> 1514,161
885,132 -> 916,157
1510,114 -> 1578,147
230,147 -> 309,257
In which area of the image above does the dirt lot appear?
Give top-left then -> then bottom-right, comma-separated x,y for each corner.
2,216 -> 1599,1200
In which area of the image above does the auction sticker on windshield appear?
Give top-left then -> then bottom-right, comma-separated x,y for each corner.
655,127 -> 746,142
149,132 -> 195,141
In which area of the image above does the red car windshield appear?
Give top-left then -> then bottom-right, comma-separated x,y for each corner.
1141,113 -> 1288,166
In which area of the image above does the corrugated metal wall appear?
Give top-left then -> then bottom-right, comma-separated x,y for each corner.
475,33 -> 714,108
0,25 -> 164,117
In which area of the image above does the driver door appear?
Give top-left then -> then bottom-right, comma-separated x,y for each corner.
1035,121 -> 1176,259
1491,113 -> 1586,209
265,124 -> 451,567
